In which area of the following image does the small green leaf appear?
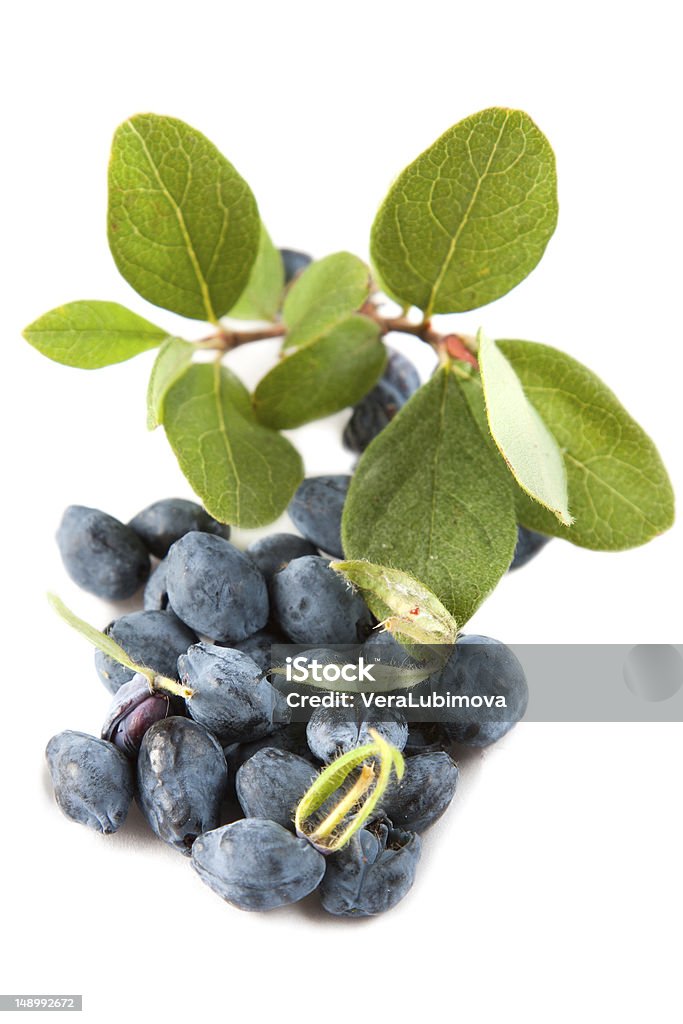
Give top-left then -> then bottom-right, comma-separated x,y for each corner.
371,108 -> 558,316
146,337 -> 194,429
478,329 -> 571,525
108,113 -> 260,322
227,227 -> 285,321
23,301 -> 166,369
253,315 -> 385,429
499,340 -> 675,549
330,560 -> 458,645
282,252 -> 371,349
342,366 -> 518,624
164,362 -> 303,528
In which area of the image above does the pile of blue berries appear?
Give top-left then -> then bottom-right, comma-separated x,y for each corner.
46,336 -> 542,918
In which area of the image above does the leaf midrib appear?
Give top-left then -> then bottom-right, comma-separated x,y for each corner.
424,112 -> 510,318
211,361 -> 240,519
127,120 -> 217,323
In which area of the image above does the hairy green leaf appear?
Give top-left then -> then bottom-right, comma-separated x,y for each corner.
478,329 -> 571,524
499,341 -> 675,549
342,366 -> 518,624
164,362 -> 303,528
23,300 -> 166,369
371,108 -> 558,316
282,251 -> 371,349
108,113 -> 260,321
253,315 -> 385,429
227,227 -> 284,321
330,560 -> 458,645
146,337 -> 194,429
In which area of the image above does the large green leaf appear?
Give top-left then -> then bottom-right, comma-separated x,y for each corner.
371,108 -> 558,316
282,252 -> 371,349
23,300 -> 166,368
499,340 -> 675,549
342,366 -> 518,624
108,113 -> 260,322
253,315 -> 385,429
227,227 -> 284,321
478,329 -> 571,524
164,362 -> 303,527
146,337 -> 194,429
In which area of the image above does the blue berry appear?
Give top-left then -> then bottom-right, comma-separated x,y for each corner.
246,532 -> 318,580
361,631 -> 443,694
382,752 -> 458,832
94,610 -> 198,694
404,724 -> 452,755
362,630 -> 428,673
509,525 -> 551,570
178,642 -> 289,745
287,476 -> 350,558
343,350 -> 420,453
46,730 -> 134,834
382,348 -> 421,400
362,630 -> 409,662
191,818 -> 326,911
137,717 -> 228,855
231,626 -> 287,676
343,379 -> 403,453
166,532 -> 269,642
143,557 -> 170,611
279,248 -> 312,284
236,748 -> 317,830
224,724 -> 314,776
100,674 -> 170,757
270,555 -> 373,645
56,505 -> 150,599
129,498 -> 230,558
319,821 -> 422,917
306,706 -> 408,764
429,635 -> 528,747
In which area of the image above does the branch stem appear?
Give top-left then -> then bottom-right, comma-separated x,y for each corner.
195,299 -> 479,369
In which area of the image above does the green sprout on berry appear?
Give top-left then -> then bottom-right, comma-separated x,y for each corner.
295,729 -> 404,853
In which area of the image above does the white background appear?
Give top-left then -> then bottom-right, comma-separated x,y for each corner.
2,2 -> 682,1020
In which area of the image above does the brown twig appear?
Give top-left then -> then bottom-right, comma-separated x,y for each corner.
195,298 -> 479,369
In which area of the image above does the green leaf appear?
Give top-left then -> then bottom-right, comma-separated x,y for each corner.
146,337 -> 194,429
330,560 -> 458,645
478,329 -> 571,525
252,315 -> 385,429
23,301 -> 166,369
499,340 -> 675,549
371,107 -> 558,317
227,227 -> 284,321
108,113 -> 260,322
163,362 -> 303,528
282,252 -> 371,349
341,366 -> 518,624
